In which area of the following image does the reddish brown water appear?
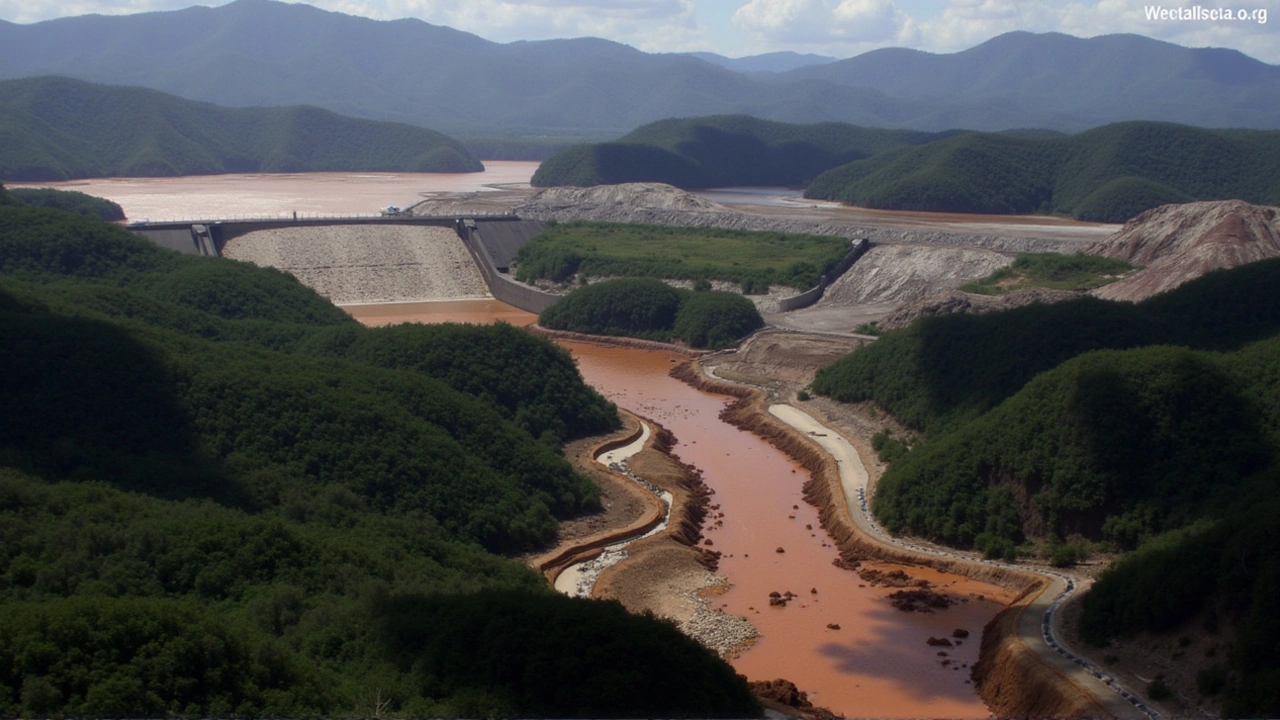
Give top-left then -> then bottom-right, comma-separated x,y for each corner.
343,299 -> 537,327
350,300 -> 1012,718
8,161 -> 538,221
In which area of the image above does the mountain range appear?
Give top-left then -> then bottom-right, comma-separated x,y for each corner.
1,0 -> 1277,139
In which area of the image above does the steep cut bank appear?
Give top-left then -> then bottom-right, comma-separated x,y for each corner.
222,225 -> 488,304
1087,200 -> 1280,301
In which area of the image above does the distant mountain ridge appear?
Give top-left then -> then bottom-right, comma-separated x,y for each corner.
1,1 -> 1277,136
0,76 -> 482,180
804,121 -> 1280,222
531,115 -> 955,188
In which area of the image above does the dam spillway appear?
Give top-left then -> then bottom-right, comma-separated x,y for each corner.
221,224 -> 489,305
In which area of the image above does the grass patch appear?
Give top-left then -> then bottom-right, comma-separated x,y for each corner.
960,252 -> 1135,295
514,221 -> 851,291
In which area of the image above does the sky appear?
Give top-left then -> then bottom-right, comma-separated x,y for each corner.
1,0 -> 1276,63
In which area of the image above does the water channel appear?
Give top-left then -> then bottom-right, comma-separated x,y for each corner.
60,169 -> 1020,717
348,300 -> 1013,718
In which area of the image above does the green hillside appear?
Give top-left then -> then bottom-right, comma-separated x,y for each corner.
538,278 -> 764,350
0,187 -> 761,718
0,77 -> 482,181
811,256 -> 1280,715
7,187 -> 125,220
805,122 -> 1280,222
531,115 -> 949,188
812,258 -> 1280,434
514,221 -> 851,292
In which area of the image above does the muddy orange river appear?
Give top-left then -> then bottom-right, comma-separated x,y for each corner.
347,300 -> 1013,718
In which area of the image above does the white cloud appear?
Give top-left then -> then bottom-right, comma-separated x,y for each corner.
315,0 -> 704,50
732,0 -> 918,49
729,0 -> 1279,63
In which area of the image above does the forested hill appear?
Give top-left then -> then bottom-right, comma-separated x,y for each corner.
811,257 -> 1280,715
531,115 -> 950,188
0,184 -> 761,718
805,121 -> 1280,222
0,76 -> 482,181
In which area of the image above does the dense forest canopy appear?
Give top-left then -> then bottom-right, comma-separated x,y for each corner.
515,220 -> 851,292
538,278 -> 764,350
812,256 -> 1280,716
805,122 -> 1280,222
6,187 -> 125,220
0,77 -> 483,181
531,115 -> 951,188
0,187 -> 760,718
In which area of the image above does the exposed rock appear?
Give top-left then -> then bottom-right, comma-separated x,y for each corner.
1086,200 -> 1280,302
927,636 -> 955,647
858,568 -> 925,588
827,623 -> 841,630
748,678 -> 843,719
877,286 -> 1080,330
818,244 -> 1012,307
953,628 -> 971,639
891,587 -> 956,612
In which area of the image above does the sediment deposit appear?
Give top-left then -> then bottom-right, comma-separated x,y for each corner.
516,183 -> 1087,254
1087,200 -> 1280,301
222,225 -> 488,304
817,244 -> 1012,306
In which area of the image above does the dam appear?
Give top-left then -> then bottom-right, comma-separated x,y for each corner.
129,215 -> 561,311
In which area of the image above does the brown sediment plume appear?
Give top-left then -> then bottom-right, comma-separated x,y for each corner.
971,585 -> 1111,718
671,359 -> 1023,583
527,324 -> 707,355
669,357 -> 1104,719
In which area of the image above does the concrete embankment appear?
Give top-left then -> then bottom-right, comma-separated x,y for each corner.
222,225 -> 487,304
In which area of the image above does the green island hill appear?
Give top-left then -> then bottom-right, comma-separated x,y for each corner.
0,182 -> 761,719
538,277 -> 764,350
0,76 -> 483,181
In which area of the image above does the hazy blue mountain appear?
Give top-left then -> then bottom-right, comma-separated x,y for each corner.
1,2 -> 1277,136
688,51 -> 838,73
781,31 -> 1280,130
0,76 -> 482,180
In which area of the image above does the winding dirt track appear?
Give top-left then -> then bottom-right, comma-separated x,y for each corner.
767,403 -> 1156,720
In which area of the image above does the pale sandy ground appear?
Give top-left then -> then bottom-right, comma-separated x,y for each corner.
222,225 -> 488,304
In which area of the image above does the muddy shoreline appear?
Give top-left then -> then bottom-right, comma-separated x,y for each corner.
667,356 -> 1109,718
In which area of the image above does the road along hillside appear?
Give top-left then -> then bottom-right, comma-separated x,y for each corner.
672,355 -> 1157,719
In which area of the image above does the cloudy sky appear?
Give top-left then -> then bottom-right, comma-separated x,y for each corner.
2,0 -> 1276,62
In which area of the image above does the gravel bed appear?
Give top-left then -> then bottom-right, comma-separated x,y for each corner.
222,225 -> 488,304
